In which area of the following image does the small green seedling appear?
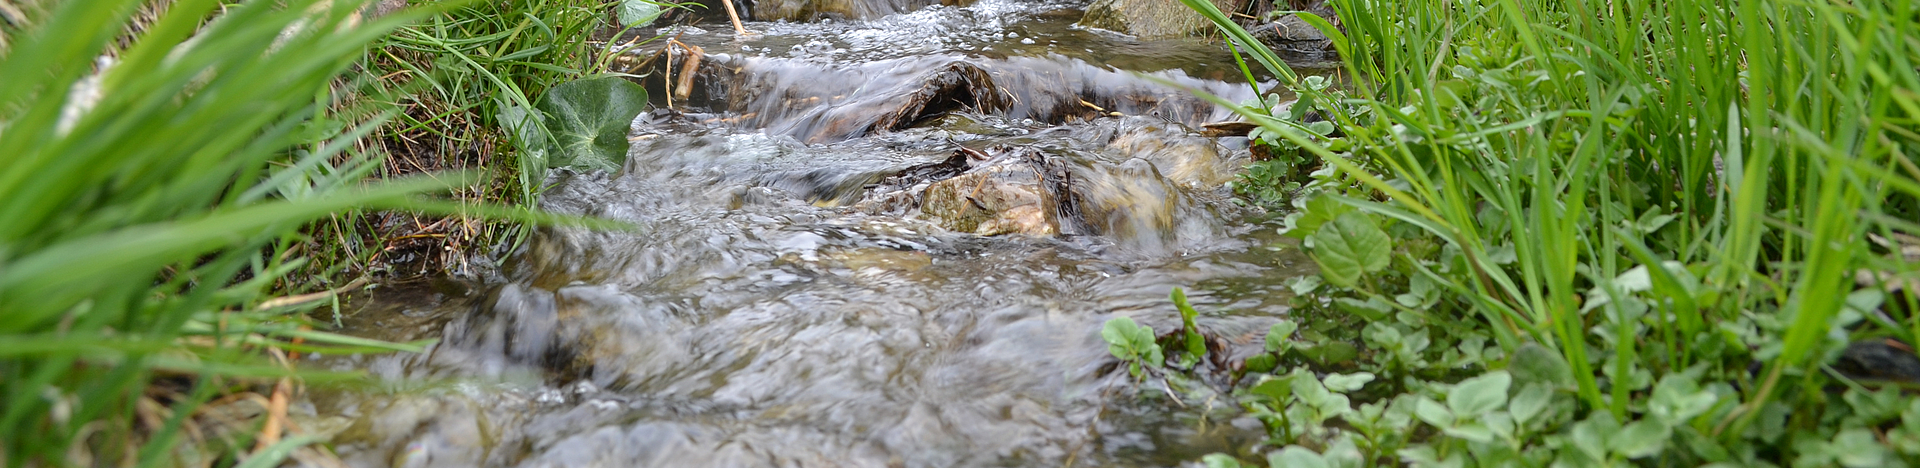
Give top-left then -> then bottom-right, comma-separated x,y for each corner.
1102,317 -> 1163,379
1171,287 -> 1209,368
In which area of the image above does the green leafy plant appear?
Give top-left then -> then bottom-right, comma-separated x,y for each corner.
301,0 -> 655,283
0,0 -> 633,463
372,0 -> 616,203
1155,0 -> 1920,464
536,75 -> 652,172
1307,211 -> 1390,288
619,0 -> 667,26
1102,317 -> 1164,379
1170,287 -> 1209,368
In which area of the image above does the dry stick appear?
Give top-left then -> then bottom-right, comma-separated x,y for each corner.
256,276 -> 370,310
253,347 -> 297,454
675,45 -> 703,101
253,378 -> 292,451
719,0 -> 746,36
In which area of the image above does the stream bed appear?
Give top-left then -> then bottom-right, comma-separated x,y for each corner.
306,0 -> 1324,465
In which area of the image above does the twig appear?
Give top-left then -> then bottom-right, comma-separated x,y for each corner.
719,0 -> 747,36
252,377 -> 292,453
675,43 -> 703,101
1160,373 -> 1186,407
256,277 -> 370,311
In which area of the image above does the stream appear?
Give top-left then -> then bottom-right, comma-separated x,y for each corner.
307,0 -> 1323,465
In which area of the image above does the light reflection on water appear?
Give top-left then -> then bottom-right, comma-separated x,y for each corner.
309,0 -> 1321,465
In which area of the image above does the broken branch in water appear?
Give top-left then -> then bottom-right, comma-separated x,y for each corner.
720,0 -> 747,36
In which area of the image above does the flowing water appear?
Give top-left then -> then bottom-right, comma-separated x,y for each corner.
307,1 -> 1323,466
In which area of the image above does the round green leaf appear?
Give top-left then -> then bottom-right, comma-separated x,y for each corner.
537,77 -> 651,173
619,0 -> 665,26
1447,371 -> 1511,417
1607,420 -> 1671,459
1322,372 -> 1374,393
1309,212 -> 1391,287
1268,446 -> 1330,468
1509,342 -> 1577,390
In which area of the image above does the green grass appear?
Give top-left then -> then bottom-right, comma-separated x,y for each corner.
1142,0 -> 1920,464
370,0 -> 613,205
294,0 -> 629,284
0,0 -> 616,464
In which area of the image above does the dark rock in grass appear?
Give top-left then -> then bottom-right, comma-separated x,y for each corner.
1834,339 -> 1920,384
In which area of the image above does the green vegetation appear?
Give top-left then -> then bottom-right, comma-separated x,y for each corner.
1103,317 -> 1164,379
531,75 -> 655,172
0,0 -> 456,464
368,0 -> 615,205
1118,0 -> 1920,464
307,0 -> 657,281
0,0 -> 642,464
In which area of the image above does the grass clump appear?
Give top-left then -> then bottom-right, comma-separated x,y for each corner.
303,0 -> 627,281
0,0 -> 602,464
1120,0 -> 1920,465
0,0 -> 642,461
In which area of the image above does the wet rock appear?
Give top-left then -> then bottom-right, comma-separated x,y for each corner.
1076,0 -> 1247,39
654,0 -> 970,23
851,128 -> 1234,243
920,154 -> 1064,236
752,0 -> 960,21
1080,116 -> 1240,187
1072,158 -> 1187,242
802,61 -> 1005,143
1834,339 -> 1920,384
855,146 -> 1070,237
1248,1 -> 1341,63
626,47 -> 1250,143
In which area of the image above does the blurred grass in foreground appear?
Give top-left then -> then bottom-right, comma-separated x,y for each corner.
0,0 -> 506,464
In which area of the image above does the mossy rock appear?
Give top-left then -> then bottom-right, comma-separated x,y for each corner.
1076,0 -> 1246,39
751,0 -> 967,21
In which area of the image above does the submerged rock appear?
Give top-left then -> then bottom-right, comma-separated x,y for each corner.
918,150 -> 1069,236
855,146 -> 1069,237
853,118 -> 1240,241
1076,0 -> 1246,39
